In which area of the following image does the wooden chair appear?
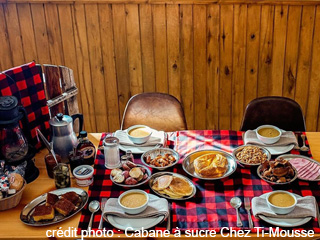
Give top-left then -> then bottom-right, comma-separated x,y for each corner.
121,92 -> 187,132
37,64 -> 79,118
240,96 -> 306,131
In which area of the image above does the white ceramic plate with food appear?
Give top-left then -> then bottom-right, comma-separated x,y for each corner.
276,154 -> 320,182
106,194 -> 164,231
257,192 -> 312,227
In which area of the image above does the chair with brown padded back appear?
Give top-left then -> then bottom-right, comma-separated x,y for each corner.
121,92 -> 187,132
240,96 -> 306,131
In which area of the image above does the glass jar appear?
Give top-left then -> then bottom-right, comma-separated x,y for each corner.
53,163 -> 70,189
77,131 -> 96,165
103,137 -> 121,169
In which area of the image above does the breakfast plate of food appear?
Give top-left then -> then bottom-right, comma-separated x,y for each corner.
141,148 -> 179,170
20,188 -> 88,226
182,150 -> 237,180
257,192 -> 312,227
276,154 -> 320,182
257,158 -> 298,185
149,172 -> 196,200
232,145 -> 271,167
110,161 -> 151,187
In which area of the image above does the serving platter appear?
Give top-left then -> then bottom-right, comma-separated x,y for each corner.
20,188 -> 88,226
149,172 -> 196,200
182,150 -> 237,180
257,192 -> 312,227
276,154 -> 320,182
106,194 -> 165,231
141,148 -> 180,171
110,164 -> 151,188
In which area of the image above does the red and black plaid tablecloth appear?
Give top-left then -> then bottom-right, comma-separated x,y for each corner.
78,130 -> 320,233
0,62 -> 50,149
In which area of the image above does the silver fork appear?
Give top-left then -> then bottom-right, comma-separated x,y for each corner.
244,197 -> 254,229
98,198 -> 108,229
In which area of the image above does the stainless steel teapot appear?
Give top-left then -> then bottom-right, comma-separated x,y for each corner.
49,113 -> 83,162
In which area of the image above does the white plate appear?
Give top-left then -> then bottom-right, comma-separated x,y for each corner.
114,131 -> 163,154
257,192 -> 312,227
106,194 -> 165,231
263,144 -> 295,155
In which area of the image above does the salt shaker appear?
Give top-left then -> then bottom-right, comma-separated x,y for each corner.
103,137 -> 121,169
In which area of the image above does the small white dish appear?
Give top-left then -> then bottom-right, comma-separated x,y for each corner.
266,190 -> 297,215
118,189 -> 149,215
263,144 -> 294,155
126,125 -> 152,145
256,125 -> 282,144
106,194 -> 164,231
257,192 -> 312,227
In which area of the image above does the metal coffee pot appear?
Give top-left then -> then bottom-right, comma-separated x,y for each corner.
49,113 -> 83,162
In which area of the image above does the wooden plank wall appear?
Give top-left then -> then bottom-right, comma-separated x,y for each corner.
1,1 -> 320,132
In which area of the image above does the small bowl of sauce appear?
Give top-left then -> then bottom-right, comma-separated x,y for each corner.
118,189 -> 149,214
256,125 -> 282,144
126,125 -> 152,145
267,190 -> 297,215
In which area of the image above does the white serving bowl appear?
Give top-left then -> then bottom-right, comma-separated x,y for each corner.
256,125 -> 282,144
126,125 -> 152,145
118,189 -> 149,214
267,190 -> 297,215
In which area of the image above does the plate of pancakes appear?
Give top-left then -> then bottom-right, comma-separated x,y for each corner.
149,172 -> 196,200
182,150 -> 237,180
20,188 -> 88,226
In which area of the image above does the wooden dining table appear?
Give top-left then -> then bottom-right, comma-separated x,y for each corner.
1,132 -> 320,240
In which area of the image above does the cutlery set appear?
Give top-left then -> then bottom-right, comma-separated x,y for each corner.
230,197 -> 254,228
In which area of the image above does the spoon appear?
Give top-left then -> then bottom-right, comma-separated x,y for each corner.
230,197 -> 243,227
293,134 -> 300,150
300,134 -> 310,152
87,200 -> 100,230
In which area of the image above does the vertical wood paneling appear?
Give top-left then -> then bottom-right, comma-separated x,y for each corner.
4,3 -> 25,66
139,4 -> 156,92
17,4 -> 37,62
232,4 -> 247,130
58,4 -> 82,112
258,5 -> 274,97
0,5 -> 13,69
72,4 -> 96,131
193,5 -> 207,130
99,4 -> 120,132
206,4 -> 220,130
85,4 -> 108,132
30,4 -> 51,64
295,6 -> 316,114
180,5 -> 194,130
270,5 -> 288,96
244,5 -> 260,106
282,6 -> 302,99
219,5 -> 233,130
112,4 -> 130,121
167,5 -> 180,101
126,4 -> 143,95
153,5 -> 168,93
2,2 -> 320,132
308,7 -> 320,131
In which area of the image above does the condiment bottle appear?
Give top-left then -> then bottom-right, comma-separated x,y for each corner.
77,131 -> 96,165
103,137 -> 121,169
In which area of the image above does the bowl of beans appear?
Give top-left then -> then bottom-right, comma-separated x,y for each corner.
232,145 -> 271,167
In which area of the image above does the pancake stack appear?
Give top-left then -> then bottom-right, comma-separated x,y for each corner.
151,175 -> 193,199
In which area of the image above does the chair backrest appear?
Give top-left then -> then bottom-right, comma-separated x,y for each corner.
121,92 -> 187,132
240,96 -> 306,131
37,64 -> 79,118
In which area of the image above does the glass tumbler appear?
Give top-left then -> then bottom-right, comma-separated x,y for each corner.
45,153 -> 61,178
104,137 -> 121,169
53,163 -> 71,189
